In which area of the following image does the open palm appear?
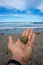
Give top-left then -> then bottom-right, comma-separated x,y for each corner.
8,29 -> 35,65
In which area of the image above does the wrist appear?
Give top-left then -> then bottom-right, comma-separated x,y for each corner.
9,63 -> 15,65
12,55 -> 27,65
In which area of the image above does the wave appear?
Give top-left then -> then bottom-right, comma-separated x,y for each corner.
0,22 -> 43,28
0,22 -> 43,34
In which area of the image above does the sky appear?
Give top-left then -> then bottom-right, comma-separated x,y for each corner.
0,0 -> 43,22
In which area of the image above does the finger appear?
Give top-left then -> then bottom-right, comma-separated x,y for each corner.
25,29 -> 30,36
8,36 -> 14,44
27,33 -> 35,47
21,29 -> 27,36
31,33 -> 35,43
28,29 -> 33,41
26,29 -> 34,46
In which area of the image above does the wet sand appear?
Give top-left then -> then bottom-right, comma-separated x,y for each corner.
0,33 -> 43,65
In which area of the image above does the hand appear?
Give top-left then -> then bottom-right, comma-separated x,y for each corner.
8,29 -> 35,65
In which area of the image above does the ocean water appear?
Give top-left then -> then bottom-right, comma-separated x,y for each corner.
0,22 -> 43,34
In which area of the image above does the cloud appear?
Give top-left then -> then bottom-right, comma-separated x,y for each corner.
0,14 -> 43,22
37,2 -> 43,12
0,0 -> 43,16
0,0 -> 26,10
0,6 -> 43,16
0,0 -> 43,11
0,0 -> 43,23
0,6 -> 21,15
28,9 -> 43,16
25,0 -> 41,9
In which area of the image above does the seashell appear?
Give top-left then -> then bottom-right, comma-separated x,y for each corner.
20,36 -> 28,44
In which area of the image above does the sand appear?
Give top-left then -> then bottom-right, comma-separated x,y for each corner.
0,33 -> 43,65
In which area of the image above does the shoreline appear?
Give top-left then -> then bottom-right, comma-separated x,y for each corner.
0,28 -> 43,35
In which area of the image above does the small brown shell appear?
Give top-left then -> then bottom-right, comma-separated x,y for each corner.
20,36 -> 28,44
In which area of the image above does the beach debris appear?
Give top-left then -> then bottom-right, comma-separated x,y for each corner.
6,51 -> 9,55
20,36 -> 28,44
1,33 -> 4,35
36,32 -> 40,35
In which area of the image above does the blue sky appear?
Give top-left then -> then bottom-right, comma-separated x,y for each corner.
0,0 -> 43,22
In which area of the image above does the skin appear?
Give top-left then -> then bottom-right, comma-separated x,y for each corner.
8,29 -> 35,65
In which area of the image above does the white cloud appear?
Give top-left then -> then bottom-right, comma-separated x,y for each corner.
37,3 -> 43,12
0,0 -> 26,10
0,0 -> 43,12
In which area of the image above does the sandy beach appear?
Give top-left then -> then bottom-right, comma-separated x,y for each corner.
0,32 -> 43,65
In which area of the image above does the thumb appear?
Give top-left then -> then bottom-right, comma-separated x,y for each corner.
8,36 -> 14,44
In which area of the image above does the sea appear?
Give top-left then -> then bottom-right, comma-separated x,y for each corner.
0,22 -> 43,34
